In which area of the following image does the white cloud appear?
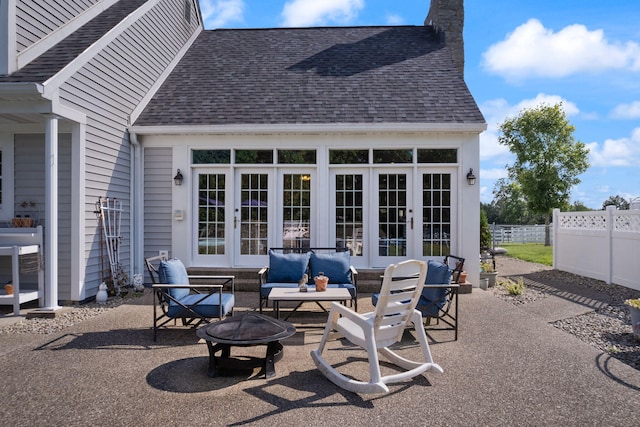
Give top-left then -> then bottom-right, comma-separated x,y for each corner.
281,0 -> 364,27
482,19 -> 640,81
481,168 -> 509,180
200,0 -> 244,28
586,127 -> 640,167
610,101 -> 640,119
478,93 -> 579,161
385,13 -> 404,25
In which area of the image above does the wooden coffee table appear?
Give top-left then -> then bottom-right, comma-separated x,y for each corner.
196,312 -> 296,378
268,287 -> 352,320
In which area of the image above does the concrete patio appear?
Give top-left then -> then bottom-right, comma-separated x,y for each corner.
1,268 -> 639,426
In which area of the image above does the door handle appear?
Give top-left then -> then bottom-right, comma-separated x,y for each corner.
410,217 -> 413,230
234,216 -> 237,229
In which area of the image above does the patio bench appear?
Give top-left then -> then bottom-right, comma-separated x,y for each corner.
258,247 -> 358,314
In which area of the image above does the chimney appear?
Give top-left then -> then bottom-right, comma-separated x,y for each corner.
425,0 -> 464,75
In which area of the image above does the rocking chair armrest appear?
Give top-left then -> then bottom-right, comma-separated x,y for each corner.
328,301 -> 370,327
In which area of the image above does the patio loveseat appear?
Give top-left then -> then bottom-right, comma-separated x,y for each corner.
258,247 -> 358,313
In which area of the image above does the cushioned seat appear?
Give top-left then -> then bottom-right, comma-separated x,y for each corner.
146,256 -> 235,341
166,293 -> 235,318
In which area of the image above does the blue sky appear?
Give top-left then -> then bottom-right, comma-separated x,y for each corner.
198,0 -> 640,209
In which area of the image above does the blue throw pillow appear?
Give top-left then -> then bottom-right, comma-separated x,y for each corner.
310,251 -> 351,284
425,259 -> 453,284
158,259 -> 190,300
267,250 -> 310,283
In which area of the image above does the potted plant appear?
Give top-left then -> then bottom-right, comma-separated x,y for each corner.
624,298 -> 640,340
480,261 -> 498,288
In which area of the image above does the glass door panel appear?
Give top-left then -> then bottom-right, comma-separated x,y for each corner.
282,173 -> 311,249
239,173 -> 269,255
335,173 -> 364,256
422,173 -> 453,257
197,174 -> 227,255
372,170 -> 412,266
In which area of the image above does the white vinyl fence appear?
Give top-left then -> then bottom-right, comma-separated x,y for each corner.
491,224 -> 549,245
553,206 -> 640,291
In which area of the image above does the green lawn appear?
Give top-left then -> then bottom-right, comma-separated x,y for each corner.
498,243 -> 553,266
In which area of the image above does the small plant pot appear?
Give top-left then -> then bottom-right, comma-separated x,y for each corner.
314,273 -> 328,292
480,271 -> 498,287
4,284 -> 14,295
629,307 -> 640,341
457,271 -> 468,283
479,278 -> 488,290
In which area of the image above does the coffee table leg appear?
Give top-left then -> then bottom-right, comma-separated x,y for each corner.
264,341 -> 284,379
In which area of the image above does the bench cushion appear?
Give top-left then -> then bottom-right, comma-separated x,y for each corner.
266,250 -> 310,283
309,251 -> 352,284
167,293 -> 235,318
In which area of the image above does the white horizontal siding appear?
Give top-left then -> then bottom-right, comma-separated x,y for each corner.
55,0 -> 199,291
144,147 -> 172,278
15,0 -> 100,52
12,133 -> 73,300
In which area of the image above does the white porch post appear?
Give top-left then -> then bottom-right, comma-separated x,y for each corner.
44,115 -> 61,311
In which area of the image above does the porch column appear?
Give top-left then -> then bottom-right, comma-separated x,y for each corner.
44,115 -> 61,311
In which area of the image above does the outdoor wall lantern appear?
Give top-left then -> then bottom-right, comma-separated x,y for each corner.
173,169 -> 184,186
466,168 -> 476,185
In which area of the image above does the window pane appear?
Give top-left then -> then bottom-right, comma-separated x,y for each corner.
335,174 -> 364,256
417,149 -> 457,163
192,150 -> 230,164
373,149 -> 412,164
198,174 -> 226,254
277,150 -> 316,164
422,173 -> 452,257
330,150 -> 369,164
283,174 -> 311,248
235,150 -> 273,164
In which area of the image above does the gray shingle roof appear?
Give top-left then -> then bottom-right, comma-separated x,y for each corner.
0,0 -> 146,83
134,25 -> 485,126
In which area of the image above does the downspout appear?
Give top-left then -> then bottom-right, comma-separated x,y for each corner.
129,131 -> 143,277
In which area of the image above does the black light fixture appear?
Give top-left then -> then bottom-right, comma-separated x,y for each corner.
173,169 -> 184,186
466,168 -> 476,185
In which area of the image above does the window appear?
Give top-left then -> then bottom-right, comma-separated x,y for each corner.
417,149 -> 457,163
235,150 -> 273,164
373,149 -> 412,164
330,150 -> 369,164
192,150 -> 230,164
277,150 -> 316,164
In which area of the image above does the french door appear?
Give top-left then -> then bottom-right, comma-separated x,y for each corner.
371,169 -> 414,267
232,168 -> 314,265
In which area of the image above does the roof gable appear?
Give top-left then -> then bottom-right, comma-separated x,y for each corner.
1,0 -> 147,83
134,25 -> 485,127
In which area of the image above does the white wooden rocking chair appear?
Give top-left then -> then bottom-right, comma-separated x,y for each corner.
310,259 -> 443,394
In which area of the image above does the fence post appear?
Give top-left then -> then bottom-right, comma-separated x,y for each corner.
606,205 -> 616,285
552,209 -> 559,269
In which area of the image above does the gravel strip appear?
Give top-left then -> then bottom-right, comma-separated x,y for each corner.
492,271 -> 640,370
0,296 -> 128,335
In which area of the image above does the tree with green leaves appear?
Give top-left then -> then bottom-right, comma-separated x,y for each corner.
498,103 -> 590,245
491,178 -> 543,225
601,195 -> 630,210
